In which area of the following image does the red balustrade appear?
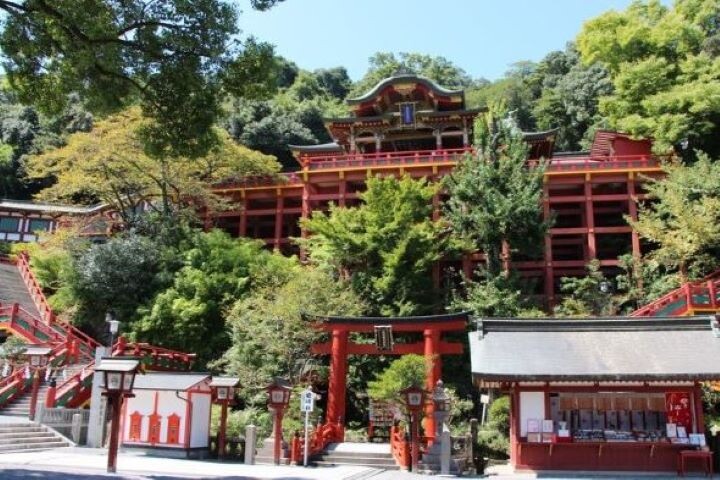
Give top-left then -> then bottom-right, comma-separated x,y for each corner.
391,425 -> 411,470
288,421 -> 343,465
631,271 -> 720,317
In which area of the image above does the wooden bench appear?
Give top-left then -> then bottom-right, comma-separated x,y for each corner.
678,450 -> 714,477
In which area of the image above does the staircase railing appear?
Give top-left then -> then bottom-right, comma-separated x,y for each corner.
113,337 -> 195,371
14,251 -> 54,324
0,303 -> 65,344
49,362 -> 95,408
631,271 -> 720,317
391,424 -> 411,469
0,368 -> 34,409
289,422 -> 344,464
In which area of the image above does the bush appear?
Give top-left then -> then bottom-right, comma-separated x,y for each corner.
477,395 -> 510,459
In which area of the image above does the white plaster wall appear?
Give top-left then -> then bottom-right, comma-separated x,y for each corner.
190,393 -> 211,448
155,390 -> 187,444
519,391 -> 545,437
123,390 -> 155,442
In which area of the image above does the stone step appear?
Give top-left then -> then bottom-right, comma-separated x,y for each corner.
315,455 -> 397,466
314,460 -> 400,470
0,431 -> 57,440
0,435 -> 58,445
0,425 -> 42,433
318,450 -> 394,460
0,440 -> 69,453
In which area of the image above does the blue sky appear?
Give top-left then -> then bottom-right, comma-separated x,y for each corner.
239,0 -> 656,81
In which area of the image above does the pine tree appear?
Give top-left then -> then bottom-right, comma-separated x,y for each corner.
444,103 -> 548,277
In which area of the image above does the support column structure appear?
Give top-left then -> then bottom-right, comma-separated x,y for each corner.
584,174 -> 596,260
326,329 -> 348,440
424,328 -> 441,444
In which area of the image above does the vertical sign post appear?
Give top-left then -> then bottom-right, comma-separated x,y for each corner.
300,388 -> 315,467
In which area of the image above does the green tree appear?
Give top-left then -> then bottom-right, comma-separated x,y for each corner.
532,46 -> 614,151
300,175 -> 450,316
577,0 -> 720,155
629,153 -> 720,282
220,266 -> 364,405
554,260 -> 622,317
132,230 -> 291,367
367,354 -> 427,403
444,104 -> 548,277
28,108 -> 279,225
0,0 -> 282,158
65,234 -> 162,338
349,52 -> 475,98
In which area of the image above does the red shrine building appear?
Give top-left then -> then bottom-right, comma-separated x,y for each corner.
209,74 -> 663,304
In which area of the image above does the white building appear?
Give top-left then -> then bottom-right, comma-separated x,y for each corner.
120,372 -> 212,458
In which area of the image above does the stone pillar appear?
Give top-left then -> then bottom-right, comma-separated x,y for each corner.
434,129 -> 442,150
86,346 -> 109,448
245,424 -> 257,464
71,413 -> 83,444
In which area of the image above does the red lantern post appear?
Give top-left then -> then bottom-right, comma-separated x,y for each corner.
402,384 -> 427,473
210,377 -> 240,460
266,378 -> 292,465
95,357 -> 141,473
23,346 -> 51,421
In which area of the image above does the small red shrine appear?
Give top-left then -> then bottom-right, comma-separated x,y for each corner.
470,316 -> 720,473
305,311 -> 469,443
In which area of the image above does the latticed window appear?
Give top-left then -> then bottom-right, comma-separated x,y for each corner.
28,219 -> 51,233
0,217 -> 19,232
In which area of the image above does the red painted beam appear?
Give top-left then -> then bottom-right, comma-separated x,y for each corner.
313,320 -> 467,333
311,341 -> 463,356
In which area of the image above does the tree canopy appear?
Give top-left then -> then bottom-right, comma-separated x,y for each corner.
300,175 -> 450,316
629,153 -> 720,282
27,107 -> 279,224
577,0 -> 720,155
0,0 -> 282,158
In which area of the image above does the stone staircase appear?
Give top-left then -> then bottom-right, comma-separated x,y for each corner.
0,421 -> 69,453
2,383 -> 50,417
0,261 -> 40,317
312,442 -> 399,470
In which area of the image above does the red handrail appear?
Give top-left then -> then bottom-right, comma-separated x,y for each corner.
631,270 -> 720,317
391,425 -> 411,469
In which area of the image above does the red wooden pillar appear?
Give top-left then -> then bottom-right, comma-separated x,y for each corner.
300,178 -> 311,261
627,173 -> 641,258
693,384 -> 705,434
509,387 -> 520,467
239,197 -> 247,237
339,175 -> 347,208
274,191 -> 284,251
326,329 -> 348,440
584,174 -> 596,260
543,183 -> 554,306
424,328 -> 441,444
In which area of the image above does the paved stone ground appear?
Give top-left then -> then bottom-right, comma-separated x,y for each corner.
0,447 -> 709,479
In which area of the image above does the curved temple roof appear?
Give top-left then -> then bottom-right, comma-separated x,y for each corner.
346,74 -> 465,105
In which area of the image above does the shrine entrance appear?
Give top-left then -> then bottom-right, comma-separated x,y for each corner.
306,312 -> 469,443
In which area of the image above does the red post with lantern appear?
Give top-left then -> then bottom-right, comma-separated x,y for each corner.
266,378 -> 292,465
23,346 -> 51,421
209,377 -> 240,460
95,357 -> 141,473
401,384 -> 427,473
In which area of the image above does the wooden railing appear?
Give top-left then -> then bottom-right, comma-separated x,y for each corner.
0,368 -> 34,409
113,337 -> 196,371
390,424 -> 411,470
0,303 -> 65,344
631,271 -> 720,317
298,149 -> 662,174
289,422 -> 343,464
50,362 -> 95,408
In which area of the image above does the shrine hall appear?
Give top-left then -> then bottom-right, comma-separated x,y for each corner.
208,73 -> 662,306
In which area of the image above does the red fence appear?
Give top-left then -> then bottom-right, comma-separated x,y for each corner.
631,271 -> 720,317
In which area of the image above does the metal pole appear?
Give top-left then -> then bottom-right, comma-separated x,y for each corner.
218,401 -> 228,460
107,394 -> 123,473
303,409 -> 310,467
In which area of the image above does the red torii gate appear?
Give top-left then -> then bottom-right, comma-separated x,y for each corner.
307,312 -> 469,443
